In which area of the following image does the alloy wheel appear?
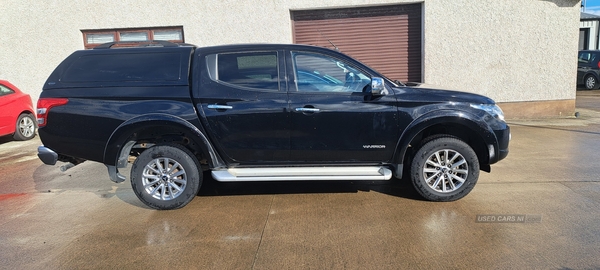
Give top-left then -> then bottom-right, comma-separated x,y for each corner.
141,157 -> 187,201
422,149 -> 469,193
19,116 -> 35,138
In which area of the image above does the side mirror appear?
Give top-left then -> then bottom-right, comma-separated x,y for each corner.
370,77 -> 387,95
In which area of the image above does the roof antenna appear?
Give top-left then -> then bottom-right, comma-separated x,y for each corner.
318,30 -> 339,51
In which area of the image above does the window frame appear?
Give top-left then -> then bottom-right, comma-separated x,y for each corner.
81,26 -> 184,49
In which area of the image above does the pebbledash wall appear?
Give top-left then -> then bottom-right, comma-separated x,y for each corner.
0,0 -> 580,119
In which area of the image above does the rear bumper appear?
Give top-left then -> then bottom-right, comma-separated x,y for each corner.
38,145 -> 58,165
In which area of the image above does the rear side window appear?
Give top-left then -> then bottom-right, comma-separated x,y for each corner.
206,52 -> 279,90
579,52 -> 596,64
61,53 -> 181,82
0,84 -> 15,97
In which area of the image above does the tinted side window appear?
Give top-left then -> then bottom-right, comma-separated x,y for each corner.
579,52 -> 595,63
0,85 -> 15,97
209,52 -> 279,90
61,53 -> 181,82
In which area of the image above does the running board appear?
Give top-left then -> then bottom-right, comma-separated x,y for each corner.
211,166 -> 393,182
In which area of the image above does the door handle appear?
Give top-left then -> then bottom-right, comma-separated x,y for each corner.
295,107 -> 320,113
208,104 -> 233,110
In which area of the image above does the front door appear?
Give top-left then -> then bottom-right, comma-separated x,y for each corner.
287,51 -> 399,163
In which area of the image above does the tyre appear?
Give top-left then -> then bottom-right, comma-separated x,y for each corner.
13,113 -> 36,141
410,136 -> 479,201
585,75 -> 599,90
131,144 -> 202,210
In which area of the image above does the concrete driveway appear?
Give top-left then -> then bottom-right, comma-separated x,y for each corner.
1,92 -> 600,269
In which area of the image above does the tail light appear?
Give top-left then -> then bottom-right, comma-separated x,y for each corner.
37,98 -> 69,127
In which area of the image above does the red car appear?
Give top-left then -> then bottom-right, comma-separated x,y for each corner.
0,80 -> 36,140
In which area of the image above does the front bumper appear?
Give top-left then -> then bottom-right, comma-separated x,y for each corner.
38,145 -> 58,165
493,125 -> 511,163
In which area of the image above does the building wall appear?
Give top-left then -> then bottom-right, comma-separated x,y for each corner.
0,0 -> 581,118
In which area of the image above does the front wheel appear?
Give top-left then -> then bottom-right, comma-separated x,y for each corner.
411,136 -> 479,201
131,144 -> 202,210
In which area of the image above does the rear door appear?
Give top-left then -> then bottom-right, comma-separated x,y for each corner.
286,50 -> 399,163
195,50 -> 290,164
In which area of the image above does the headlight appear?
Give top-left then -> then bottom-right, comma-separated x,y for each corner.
470,104 -> 505,121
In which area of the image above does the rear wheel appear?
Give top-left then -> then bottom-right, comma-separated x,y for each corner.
585,75 -> 599,90
410,136 -> 479,201
131,144 -> 201,210
13,113 -> 36,141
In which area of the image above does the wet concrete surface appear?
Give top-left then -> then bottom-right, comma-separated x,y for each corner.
1,92 -> 600,269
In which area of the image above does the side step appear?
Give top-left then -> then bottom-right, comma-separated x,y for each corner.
211,166 -> 393,182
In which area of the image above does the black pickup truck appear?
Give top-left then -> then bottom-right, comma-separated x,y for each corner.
37,41 -> 510,210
